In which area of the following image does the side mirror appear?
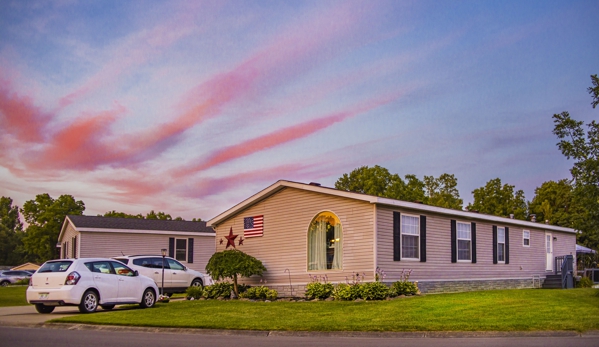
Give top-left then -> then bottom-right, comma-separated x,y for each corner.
134,270 -> 139,277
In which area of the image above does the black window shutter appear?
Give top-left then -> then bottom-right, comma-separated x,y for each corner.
505,227 -> 510,264
188,238 -> 194,263
393,212 -> 401,261
450,220 -> 457,263
492,226 -> 498,264
471,222 -> 477,264
72,237 -> 76,259
168,237 -> 175,258
420,215 -> 426,262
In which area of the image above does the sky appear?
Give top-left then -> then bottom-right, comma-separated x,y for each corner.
0,0 -> 597,221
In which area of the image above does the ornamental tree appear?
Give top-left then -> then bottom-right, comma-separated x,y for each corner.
205,250 -> 266,297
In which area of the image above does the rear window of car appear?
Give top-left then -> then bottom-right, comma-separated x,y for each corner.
38,261 -> 73,273
113,258 -> 129,264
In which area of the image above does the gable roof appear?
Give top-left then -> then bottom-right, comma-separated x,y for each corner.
207,180 -> 577,234
60,215 -> 215,241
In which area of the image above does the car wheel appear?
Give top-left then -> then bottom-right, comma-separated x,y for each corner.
0,281 -> 9,287
100,305 -> 115,310
35,304 -> 55,314
191,278 -> 203,288
79,290 -> 99,313
140,288 -> 155,309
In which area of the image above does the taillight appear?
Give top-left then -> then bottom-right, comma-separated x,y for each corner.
65,271 -> 80,285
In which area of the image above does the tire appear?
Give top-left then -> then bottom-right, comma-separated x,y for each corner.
140,288 -> 156,309
79,290 -> 99,313
0,281 -> 10,287
35,304 -> 55,314
100,305 -> 115,310
190,278 -> 203,288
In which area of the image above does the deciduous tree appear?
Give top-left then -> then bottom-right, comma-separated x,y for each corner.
467,178 -> 527,220
0,197 -> 25,265
205,250 -> 266,297
528,179 -> 581,228
552,78 -> 599,248
423,173 -> 463,209
21,194 -> 85,263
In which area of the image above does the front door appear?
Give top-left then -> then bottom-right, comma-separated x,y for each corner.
545,232 -> 553,271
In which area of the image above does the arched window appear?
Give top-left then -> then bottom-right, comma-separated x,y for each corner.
308,212 -> 343,270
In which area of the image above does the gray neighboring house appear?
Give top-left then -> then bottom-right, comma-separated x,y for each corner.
58,215 -> 216,273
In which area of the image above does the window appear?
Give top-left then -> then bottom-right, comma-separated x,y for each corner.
523,230 -> 530,247
308,212 -> 343,270
38,261 -> 72,273
497,227 -> 506,262
401,215 -> 419,259
167,258 -> 185,271
175,239 -> 187,262
457,222 -> 471,261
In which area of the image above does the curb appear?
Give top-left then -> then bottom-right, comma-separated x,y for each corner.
31,323 -> 599,338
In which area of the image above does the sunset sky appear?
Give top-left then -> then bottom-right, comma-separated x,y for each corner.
1,0 -> 597,221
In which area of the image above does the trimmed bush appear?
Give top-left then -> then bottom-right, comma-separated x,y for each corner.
305,282 -> 334,300
577,276 -> 594,288
333,283 -> 363,301
391,280 -> 418,296
203,282 -> 234,299
240,285 -> 276,300
186,286 -> 203,300
360,281 -> 390,300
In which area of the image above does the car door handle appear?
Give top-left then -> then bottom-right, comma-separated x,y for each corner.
154,272 -> 159,274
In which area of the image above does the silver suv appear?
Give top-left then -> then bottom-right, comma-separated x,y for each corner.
113,255 -> 212,295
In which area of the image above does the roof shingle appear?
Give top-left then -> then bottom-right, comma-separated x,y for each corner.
67,215 -> 215,233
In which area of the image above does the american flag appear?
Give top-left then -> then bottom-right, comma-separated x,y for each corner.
244,215 -> 263,238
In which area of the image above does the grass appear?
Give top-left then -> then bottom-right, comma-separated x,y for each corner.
0,286 -> 29,307
53,288 -> 599,332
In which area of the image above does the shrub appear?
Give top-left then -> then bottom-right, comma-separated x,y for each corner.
360,281 -> 390,300
14,279 -> 30,286
240,285 -> 273,300
186,286 -> 203,300
305,282 -> 334,300
577,276 -> 594,288
202,282 -> 234,299
391,280 -> 418,296
332,283 -> 363,301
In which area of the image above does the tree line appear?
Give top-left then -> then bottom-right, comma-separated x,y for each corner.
1,75 -> 596,265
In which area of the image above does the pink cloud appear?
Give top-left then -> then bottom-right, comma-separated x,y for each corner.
30,103 -> 127,171
0,79 -> 50,143
177,92 -> 404,177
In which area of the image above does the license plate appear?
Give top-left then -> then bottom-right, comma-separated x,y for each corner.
39,293 -> 49,299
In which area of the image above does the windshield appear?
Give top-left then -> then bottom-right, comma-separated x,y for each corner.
38,261 -> 73,273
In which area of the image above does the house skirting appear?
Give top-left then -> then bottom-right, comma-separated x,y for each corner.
410,278 -> 542,294
265,277 -> 543,298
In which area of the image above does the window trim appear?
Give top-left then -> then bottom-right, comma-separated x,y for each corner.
497,227 -> 506,263
306,210 -> 343,271
174,238 -> 188,262
523,230 -> 530,247
456,221 -> 472,262
400,213 -> 420,261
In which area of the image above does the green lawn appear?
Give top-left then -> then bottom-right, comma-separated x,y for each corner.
0,286 -> 28,307
53,289 -> 599,332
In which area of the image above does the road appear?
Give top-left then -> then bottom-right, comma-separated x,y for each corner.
1,326 -> 598,347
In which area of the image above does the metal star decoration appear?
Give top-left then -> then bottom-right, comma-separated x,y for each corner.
224,227 -> 238,249
238,237 -> 244,246
219,238 -> 224,245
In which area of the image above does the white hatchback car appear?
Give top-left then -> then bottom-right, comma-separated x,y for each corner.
27,258 -> 159,314
113,255 -> 213,295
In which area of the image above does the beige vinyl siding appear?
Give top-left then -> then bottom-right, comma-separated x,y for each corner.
376,206 -> 577,281
79,232 -> 214,273
213,187 -> 375,286
60,222 -> 80,259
